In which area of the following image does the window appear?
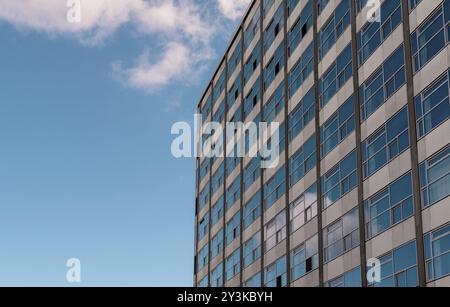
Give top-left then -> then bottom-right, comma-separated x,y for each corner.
226,212 -> 241,245
356,0 -> 367,12
318,0 -> 351,59
411,0 -> 450,72
244,9 -> 261,51
264,257 -> 287,287
226,176 -> 241,209
198,215 -> 209,241
419,145 -> 450,208
409,0 -> 422,11
225,249 -> 241,281
244,157 -> 261,191
212,162 -> 224,194
243,114 -> 261,155
227,77 -> 241,109
362,106 -> 410,178
290,183 -> 318,233
424,224 -> 450,281
365,172 -> 414,239
288,0 -> 313,56
287,0 -> 300,16
211,195 -> 224,226
291,235 -> 319,281
243,273 -> 261,287
244,77 -> 261,118
319,43 -> 352,108
244,41 -> 260,85
230,105 -> 242,124
198,276 -> 208,287
318,0 -> 331,13
199,158 -> 210,182
213,101 -> 225,123
265,211 -> 286,252
202,131 -> 213,158
213,71 -> 225,103
197,244 -> 209,272
264,41 -> 285,91
321,150 -> 357,208
323,208 -> 360,262
263,0 -> 275,16
288,42 -> 314,98
264,4 -> 284,53
244,232 -> 261,268
264,166 -> 286,209
226,149 -> 240,177
264,81 -> 285,123
198,183 -> 210,212
228,41 -> 241,78
211,263 -> 223,287
288,87 -> 315,141
357,0 -> 402,65
369,240 -> 418,287
261,124 -> 287,171
201,95 -> 212,124
320,95 -> 355,158
244,191 -> 261,228
289,134 -> 316,187
360,44 -> 406,120
325,267 -> 361,287
211,229 -> 224,259
415,70 -> 450,138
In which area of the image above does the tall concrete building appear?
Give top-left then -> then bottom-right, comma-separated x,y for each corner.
194,0 -> 450,287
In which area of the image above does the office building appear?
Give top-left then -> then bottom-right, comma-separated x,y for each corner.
194,0 -> 450,287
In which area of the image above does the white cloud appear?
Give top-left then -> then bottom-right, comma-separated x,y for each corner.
113,42 -> 190,91
217,0 -> 252,20
0,0 -> 133,43
0,0 -> 248,92
113,41 -> 215,92
0,0 -> 213,43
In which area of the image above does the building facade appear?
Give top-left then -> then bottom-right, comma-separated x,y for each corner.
194,0 -> 450,287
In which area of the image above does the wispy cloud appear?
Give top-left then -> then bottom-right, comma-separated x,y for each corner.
113,42 -> 190,92
217,0 -> 252,20
0,0 -> 250,92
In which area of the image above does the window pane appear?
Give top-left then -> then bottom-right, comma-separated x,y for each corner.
390,174 -> 412,204
432,233 -> 450,255
434,253 -> 450,279
429,174 -> 450,204
371,211 -> 390,235
428,155 -> 450,182
345,267 -> 361,287
406,267 -> 418,287
394,241 -> 417,272
370,194 -> 390,217
424,98 -> 450,133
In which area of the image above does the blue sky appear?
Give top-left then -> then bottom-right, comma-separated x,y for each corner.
0,0 -> 249,286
